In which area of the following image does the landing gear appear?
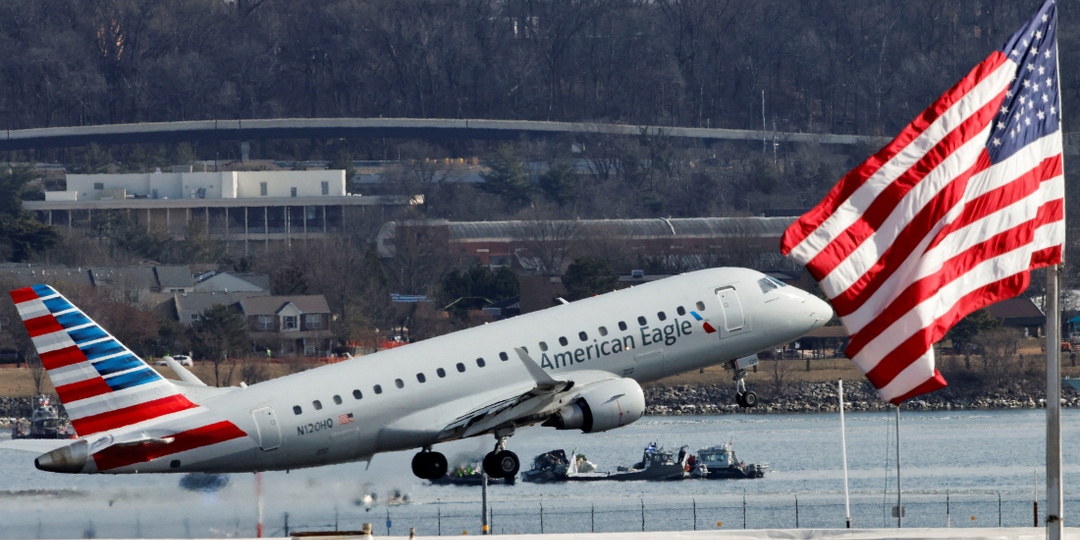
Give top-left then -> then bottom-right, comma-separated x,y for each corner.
482,450 -> 520,479
482,429 -> 520,479
411,449 -> 448,480
734,369 -> 757,408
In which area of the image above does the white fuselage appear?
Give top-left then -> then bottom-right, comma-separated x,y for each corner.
85,267 -> 831,473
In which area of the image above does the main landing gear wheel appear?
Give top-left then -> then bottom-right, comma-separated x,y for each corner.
483,450 -> 520,479
736,390 -> 758,408
411,451 -> 448,480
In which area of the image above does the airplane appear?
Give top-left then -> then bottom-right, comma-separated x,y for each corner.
1,267 -> 831,479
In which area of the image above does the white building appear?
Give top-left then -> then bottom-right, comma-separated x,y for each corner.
29,169 -> 413,254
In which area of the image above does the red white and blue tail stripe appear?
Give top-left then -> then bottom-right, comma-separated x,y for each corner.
11,285 -> 199,437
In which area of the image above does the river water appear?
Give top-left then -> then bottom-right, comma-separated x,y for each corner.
2,408 -> 1079,538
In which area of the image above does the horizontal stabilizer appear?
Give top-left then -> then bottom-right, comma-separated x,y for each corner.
164,357 -> 207,387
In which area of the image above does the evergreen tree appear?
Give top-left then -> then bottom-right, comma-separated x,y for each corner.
563,257 -> 619,301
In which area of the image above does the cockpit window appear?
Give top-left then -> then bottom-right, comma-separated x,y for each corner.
758,276 -> 786,293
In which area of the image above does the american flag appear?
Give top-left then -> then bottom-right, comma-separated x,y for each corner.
339,413 -> 354,425
781,0 -> 1064,405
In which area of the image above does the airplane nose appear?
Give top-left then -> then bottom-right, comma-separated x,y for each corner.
805,294 -> 834,330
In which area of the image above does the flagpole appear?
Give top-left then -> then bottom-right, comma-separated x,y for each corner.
895,405 -> 902,528
1046,265 -> 1063,539
1047,13 -> 1067,538
839,379 -> 851,528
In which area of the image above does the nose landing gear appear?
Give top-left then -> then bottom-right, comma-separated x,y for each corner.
734,369 -> 757,408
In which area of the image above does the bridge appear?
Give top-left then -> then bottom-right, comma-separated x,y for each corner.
0,118 -> 901,151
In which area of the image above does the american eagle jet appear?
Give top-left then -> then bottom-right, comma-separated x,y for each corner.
2,268 -> 830,479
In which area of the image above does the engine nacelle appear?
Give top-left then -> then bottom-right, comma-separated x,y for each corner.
544,378 -> 645,433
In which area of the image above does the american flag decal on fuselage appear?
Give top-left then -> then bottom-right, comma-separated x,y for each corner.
10,285 -> 248,472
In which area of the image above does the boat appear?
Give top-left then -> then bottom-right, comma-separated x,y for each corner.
429,463 -> 515,486
690,442 -> 767,479
522,443 -> 690,482
521,448 -> 598,483
10,395 -> 75,440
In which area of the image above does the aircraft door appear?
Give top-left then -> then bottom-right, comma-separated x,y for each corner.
714,286 -> 745,334
251,407 -> 282,451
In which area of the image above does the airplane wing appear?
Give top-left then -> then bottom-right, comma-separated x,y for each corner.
438,348 -> 619,440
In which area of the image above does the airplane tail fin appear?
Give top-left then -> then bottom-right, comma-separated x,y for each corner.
11,285 -> 197,438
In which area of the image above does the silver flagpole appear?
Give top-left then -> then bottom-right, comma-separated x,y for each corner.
1048,13 -> 1066,537
1047,265 -> 1063,539
839,379 -> 851,528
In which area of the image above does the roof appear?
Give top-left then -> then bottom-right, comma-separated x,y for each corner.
154,266 -> 194,289
174,291 -> 269,315
985,297 -> 1045,320
89,267 -> 157,289
0,264 -> 93,288
194,272 -> 269,293
239,295 -> 331,316
445,217 -> 797,242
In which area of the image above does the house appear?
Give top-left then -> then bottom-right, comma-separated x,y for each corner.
239,295 -> 334,357
985,296 -> 1045,338
172,291 -> 269,326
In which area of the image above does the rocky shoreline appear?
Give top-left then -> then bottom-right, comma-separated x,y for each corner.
644,378 -> 1080,415
2,379 -> 1074,427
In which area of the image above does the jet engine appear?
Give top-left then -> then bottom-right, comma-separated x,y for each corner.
543,378 -> 645,433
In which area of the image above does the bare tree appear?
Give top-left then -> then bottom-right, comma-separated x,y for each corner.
515,220 -> 581,275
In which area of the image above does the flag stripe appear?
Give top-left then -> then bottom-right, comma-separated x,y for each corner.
807,91 -> 1007,287
847,219 -> 1043,361
781,51 -> 1012,259
829,148 -> 1060,320
863,273 -> 1028,389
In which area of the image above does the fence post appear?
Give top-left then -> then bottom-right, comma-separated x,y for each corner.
540,496 -> 544,534
641,498 -> 645,532
438,503 -> 442,536
795,495 -> 799,529
591,503 -> 595,533
693,498 -> 697,531
283,513 -> 289,537
743,492 -> 747,529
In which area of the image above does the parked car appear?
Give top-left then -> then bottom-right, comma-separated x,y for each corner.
155,354 -> 194,367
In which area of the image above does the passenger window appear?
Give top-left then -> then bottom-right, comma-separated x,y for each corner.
559,336 -> 568,346
599,326 -> 608,336
579,331 -> 588,341
374,384 -> 383,394
352,389 -> 362,400
618,321 -> 627,331
395,378 -> 404,389
637,316 -> 647,326
457,362 -> 466,373
677,306 -> 686,316
657,311 -> 666,321
499,352 -> 509,361
437,368 -> 446,378
333,395 -> 342,405
293,405 -> 302,415
417,373 -> 426,383
477,357 -> 486,367
313,400 -> 322,410
540,342 -> 548,352
696,301 -> 706,311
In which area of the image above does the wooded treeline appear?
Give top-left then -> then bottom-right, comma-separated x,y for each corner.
1,0 -> 1073,136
